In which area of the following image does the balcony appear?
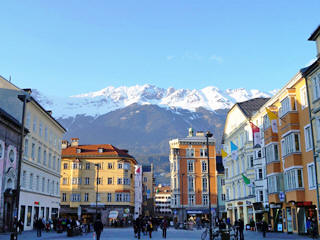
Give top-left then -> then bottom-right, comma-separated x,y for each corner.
283,153 -> 302,169
279,112 -> 299,134
266,162 -> 281,175
286,189 -> 305,202
264,127 -> 278,144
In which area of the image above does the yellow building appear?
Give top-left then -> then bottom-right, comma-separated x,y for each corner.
60,138 -> 137,225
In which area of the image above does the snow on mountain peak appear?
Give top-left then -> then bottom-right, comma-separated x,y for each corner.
33,85 -> 272,118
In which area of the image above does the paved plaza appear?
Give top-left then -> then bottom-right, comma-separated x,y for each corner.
0,228 -> 314,240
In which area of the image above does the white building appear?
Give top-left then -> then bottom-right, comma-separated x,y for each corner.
0,77 -> 66,230
155,185 -> 172,217
134,165 -> 142,219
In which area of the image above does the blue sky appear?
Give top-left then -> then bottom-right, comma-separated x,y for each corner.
0,0 -> 319,97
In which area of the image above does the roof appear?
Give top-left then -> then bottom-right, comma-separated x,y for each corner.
308,25 -> 320,41
62,143 -> 136,161
0,107 -> 29,133
237,97 -> 270,118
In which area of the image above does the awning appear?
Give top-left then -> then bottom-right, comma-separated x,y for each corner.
59,208 -> 77,214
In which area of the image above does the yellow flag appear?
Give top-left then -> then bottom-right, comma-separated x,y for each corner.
266,108 -> 277,120
221,149 -> 228,158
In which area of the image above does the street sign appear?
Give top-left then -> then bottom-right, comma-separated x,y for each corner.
279,192 -> 285,202
173,210 -> 177,215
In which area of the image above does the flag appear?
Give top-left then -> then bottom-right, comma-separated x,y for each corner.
230,141 -> 238,160
266,108 -> 278,133
242,174 -> 250,185
250,122 -> 261,148
221,149 -> 228,158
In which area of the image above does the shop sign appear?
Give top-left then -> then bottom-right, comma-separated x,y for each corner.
296,201 -> 312,207
270,203 -> 282,209
34,201 -> 40,205
277,223 -> 283,231
279,192 -> 285,202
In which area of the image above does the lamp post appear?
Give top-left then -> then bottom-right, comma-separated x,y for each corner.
95,163 -> 100,217
14,93 -> 30,239
206,131 -> 213,240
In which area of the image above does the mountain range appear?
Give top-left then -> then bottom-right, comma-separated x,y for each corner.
33,85 -> 272,183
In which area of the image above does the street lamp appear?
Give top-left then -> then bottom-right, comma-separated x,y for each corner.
14,93 -> 30,239
95,163 -> 100,217
206,131 -> 213,240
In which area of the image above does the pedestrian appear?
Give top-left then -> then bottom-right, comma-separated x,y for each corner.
147,218 -> 153,238
161,218 -> 168,239
18,218 -> 24,234
36,218 -> 44,237
136,216 -> 142,239
94,215 -> 104,240
238,218 -> 244,240
311,217 -> 318,239
306,217 -> 311,235
261,218 -> 267,238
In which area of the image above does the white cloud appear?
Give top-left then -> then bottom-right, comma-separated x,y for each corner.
166,55 -> 175,61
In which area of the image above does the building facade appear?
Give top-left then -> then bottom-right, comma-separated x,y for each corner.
262,70 -> 317,234
170,129 -> 217,224
154,185 -> 172,218
60,139 -> 137,225
0,108 -> 28,232
142,164 -> 155,217
0,77 -> 66,231
222,98 -> 269,226
216,155 -> 226,219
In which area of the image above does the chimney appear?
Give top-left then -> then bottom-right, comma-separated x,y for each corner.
61,140 -> 69,149
71,138 -> 79,147
23,88 -> 32,94
308,25 -> 320,58
46,110 -> 52,115
196,131 -> 204,137
188,128 -> 194,137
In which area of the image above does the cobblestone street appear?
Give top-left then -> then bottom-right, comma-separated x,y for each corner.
0,228 -> 314,240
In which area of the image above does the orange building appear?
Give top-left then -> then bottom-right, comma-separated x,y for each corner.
169,128 -> 217,224
262,70 -> 317,234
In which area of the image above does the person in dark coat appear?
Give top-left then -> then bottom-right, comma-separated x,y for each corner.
261,218 -> 268,238
147,218 -> 153,238
36,218 -> 44,237
18,218 -> 24,234
161,218 -> 168,239
94,215 -> 104,240
135,216 -> 142,239
238,219 -> 244,240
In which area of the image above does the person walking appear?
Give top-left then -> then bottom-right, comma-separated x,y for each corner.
261,218 -> 267,238
94,215 -> 104,240
36,218 -> 44,237
18,218 -> 24,234
136,216 -> 142,239
161,218 -> 168,239
147,218 -> 153,238
238,218 -> 244,240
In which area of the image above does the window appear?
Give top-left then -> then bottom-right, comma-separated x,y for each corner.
24,139 -> 28,156
300,86 -> 308,109
44,127 -> 48,141
284,168 -> 304,191
63,163 -> 68,169
29,173 -> 33,190
71,193 -> 81,202
265,143 -> 279,164
37,147 -> 41,163
72,162 -> 77,169
257,168 -> 263,180
96,178 -> 102,185
144,177 -> 147,182
48,153 -> 52,168
117,178 -> 123,185
84,193 -> 89,202
96,193 -> 101,202
124,178 -> 130,185
116,193 -> 123,202
86,163 -> 90,170
308,163 -> 316,189
85,177 -> 90,185
108,178 -> 112,184
188,176 -> 194,192
280,97 -> 291,117
107,193 -> 112,202
268,174 -> 284,194
26,112 -> 31,128
39,122 -> 42,137
247,155 -> 254,168
200,148 -> 207,157
221,178 -> 225,186
304,125 -> 313,152
31,143 -> 35,160
62,193 -> 67,202
42,177 -> 45,192
316,118 -> 320,141
53,156 -> 56,170
263,114 -> 270,130
187,160 -> 194,172
241,157 -> 245,172
312,75 -> 320,100
36,176 -> 39,191
282,132 -> 300,156
47,179 -> 50,193
186,148 -> 194,157
43,150 -> 47,165
123,193 -> 130,202
33,117 -> 37,132
62,178 -> 68,185
202,177 -> 208,192
22,171 -> 26,188
201,161 -> 207,172
72,178 -> 81,185
226,188 -> 230,201
118,163 -> 123,169
108,163 -> 113,169
188,194 -> 195,206
221,194 -> 226,201
256,190 -> 264,202
202,195 -> 208,205
56,182 -> 59,195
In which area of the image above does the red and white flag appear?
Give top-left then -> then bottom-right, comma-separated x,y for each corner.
250,122 -> 261,148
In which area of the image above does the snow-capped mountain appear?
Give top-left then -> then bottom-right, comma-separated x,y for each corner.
33,85 -> 272,118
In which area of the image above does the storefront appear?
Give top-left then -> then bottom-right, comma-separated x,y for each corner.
186,209 -> 211,223
270,203 -> 283,232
